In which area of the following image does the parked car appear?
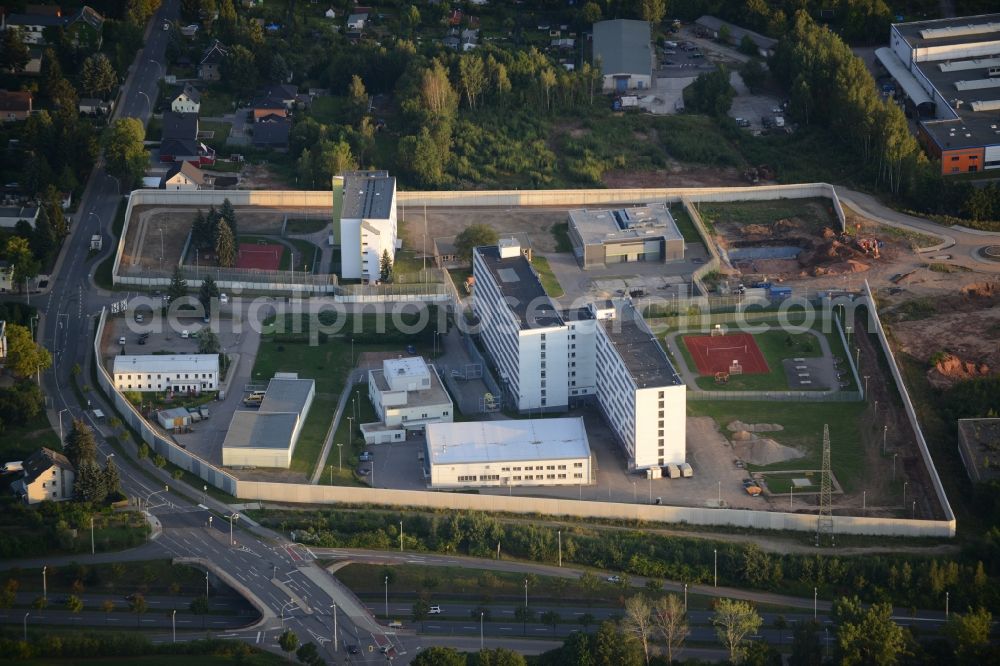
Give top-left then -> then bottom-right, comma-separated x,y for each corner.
606,575 -> 621,583
347,645 -> 359,655
220,293 -> 229,304
359,451 -> 373,462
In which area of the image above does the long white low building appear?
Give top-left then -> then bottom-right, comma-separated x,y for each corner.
222,374 -> 315,468
113,354 -> 219,393
425,418 -> 592,489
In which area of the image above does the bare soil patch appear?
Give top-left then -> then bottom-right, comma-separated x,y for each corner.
406,207 -> 566,256
602,165 -> 747,188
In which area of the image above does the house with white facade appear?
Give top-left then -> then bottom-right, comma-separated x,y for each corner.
334,171 -> 397,281
0,261 -> 15,292
472,240 -> 686,470
425,418 -> 592,489
171,84 -> 201,113
472,241 -> 569,412
160,161 -> 212,190
112,354 -> 219,393
11,448 -> 75,504
222,374 -> 316,468
362,357 -> 453,444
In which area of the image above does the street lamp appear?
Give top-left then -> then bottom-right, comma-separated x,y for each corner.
149,58 -> 164,80
902,481 -> 908,508
557,530 -> 561,567
632,481 -> 636,502
399,520 -> 403,552
384,576 -> 389,619
91,516 -> 95,555
814,587 -> 818,620
892,453 -> 898,481
229,513 -> 239,546
42,566 -> 46,600
713,549 -> 717,588
171,609 -> 176,642
23,612 -> 29,641
205,573 -> 209,602
683,583 -> 688,612
524,579 -> 528,609
202,485 -> 207,504
138,90 -> 151,115
89,211 -> 102,229
58,408 -> 70,442
480,610 -> 484,650
331,603 -> 338,652
337,442 -> 343,471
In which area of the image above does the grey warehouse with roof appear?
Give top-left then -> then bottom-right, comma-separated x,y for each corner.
593,19 -> 652,92
221,374 -> 316,468
568,203 -> 685,269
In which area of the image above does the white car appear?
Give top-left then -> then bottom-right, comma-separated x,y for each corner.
220,293 -> 229,304
429,605 -> 442,614
607,575 -> 621,583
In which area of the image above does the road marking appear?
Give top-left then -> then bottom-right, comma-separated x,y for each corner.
255,631 -> 261,644
499,627 -> 512,631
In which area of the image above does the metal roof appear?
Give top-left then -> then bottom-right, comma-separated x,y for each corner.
874,48 -> 934,107
592,19 -> 652,77
259,377 -> 314,416
600,300 -> 682,389
113,354 -> 219,375
569,203 -> 683,248
426,418 -> 590,465
341,171 -> 395,220
221,412 -> 298,450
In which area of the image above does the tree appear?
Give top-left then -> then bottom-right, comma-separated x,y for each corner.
129,593 -> 148,627
349,74 -> 367,121
412,599 -> 429,629
458,55 -> 486,110
945,607 -> 992,662
219,198 -> 237,238
103,456 -> 121,496
75,459 -> 107,502
295,641 -> 320,664
712,599 -> 763,665
454,224 -> 499,262
0,27 -> 30,73
683,66 -> 735,116
833,596 -> 908,666
639,0 -> 666,25
167,266 -> 187,304
103,118 -> 148,187
540,68 -> 556,111
198,329 -> 220,355
31,206 -> 55,263
624,595 -> 653,664
101,598 -> 115,622
652,594 -> 689,663
540,609 -> 561,630
0,579 -> 17,608
189,594 -> 209,628
64,418 -> 98,468
223,45 -> 257,92
278,629 -> 299,660
191,210 -> 215,251
66,594 -> 84,613
3,323 -> 51,380
5,237 -> 40,294
199,274 -> 219,313
80,53 -> 117,99
594,620 -> 644,666
412,647 -> 465,666
514,605 -> 533,635
739,59 -> 767,94
379,249 -> 393,283
419,60 -> 459,118
739,34 -> 759,57
581,2 -> 602,24
215,218 -> 236,268
475,647 -> 526,666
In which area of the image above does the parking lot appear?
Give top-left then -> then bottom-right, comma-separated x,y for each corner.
727,71 -> 787,134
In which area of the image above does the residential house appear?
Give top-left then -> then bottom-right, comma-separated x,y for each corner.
694,15 -> 777,58
180,24 -> 199,37
171,83 -> 201,114
160,161 -> 213,190
325,8 -> 336,19
78,97 -> 112,115
0,205 -> 39,228
1,12 -> 65,45
2,6 -> 104,48
346,12 -> 367,32
199,40 -> 228,81
0,261 -> 13,292
64,6 -> 103,49
159,111 -> 215,166
0,90 -> 32,121
251,120 -> 291,151
592,19 -> 652,92
11,448 -> 76,504
255,83 -> 298,109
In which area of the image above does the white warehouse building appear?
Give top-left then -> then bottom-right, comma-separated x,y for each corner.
334,171 -> 397,281
472,240 -> 686,471
362,356 -> 454,444
221,374 -> 315,468
425,418 -> 593,489
113,354 -> 219,393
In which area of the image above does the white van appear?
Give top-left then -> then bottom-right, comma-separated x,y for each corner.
220,293 -> 229,304
181,330 -> 189,339
2,461 -> 23,473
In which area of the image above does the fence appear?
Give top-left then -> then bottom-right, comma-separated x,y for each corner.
688,389 -> 864,402
862,279 -> 956,527
93,308 -> 240,496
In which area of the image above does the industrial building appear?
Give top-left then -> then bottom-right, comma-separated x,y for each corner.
424,418 -> 592,489
471,241 -> 687,470
472,241 -> 569,412
567,204 -> 685,269
334,171 -> 398,281
877,13 -> 1000,174
593,19 -> 653,92
221,374 -> 316,468
112,354 -> 219,393
362,357 -> 454,444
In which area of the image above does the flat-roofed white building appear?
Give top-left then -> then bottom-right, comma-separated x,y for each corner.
425,418 -> 592,488
593,300 -> 686,470
334,171 -> 397,281
363,356 -> 453,444
222,374 -> 316,468
472,241 -> 568,412
113,354 -> 219,393
568,204 -> 685,269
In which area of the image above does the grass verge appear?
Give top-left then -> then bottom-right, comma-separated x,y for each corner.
94,200 -> 126,290
531,255 -> 564,297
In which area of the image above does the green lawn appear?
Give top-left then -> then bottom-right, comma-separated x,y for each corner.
285,218 -> 329,234
308,95 -> 350,125
670,204 -> 705,245
683,328 -> 823,391
199,120 -> 232,147
698,197 -> 838,233
318,392 -> 376,486
0,560 -> 207,596
198,89 -> 237,117
687,400 -> 866,490
1,413 -> 61,460
94,200 -> 126,290
289,394 -> 338,475
207,159 -> 242,174
449,267 -> 473,297
763,472 -> 820,495
550,222 -> 573,253
531,255 -> 564,297
286,238 -> 320,273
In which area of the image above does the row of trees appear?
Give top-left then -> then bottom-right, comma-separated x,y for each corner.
256,508 -> 999,611
64,419 -> 122,503
190,200 -> 239,267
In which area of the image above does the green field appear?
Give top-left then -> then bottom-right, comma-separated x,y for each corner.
531,255 -> 564,297
698,197 -> 838,233
669,204 -> 705,245
318,392 -> 376,486
550,222 -> 573,253
284,218 -> 329,234
688,400 -> 866,490
1,413 -> 61,460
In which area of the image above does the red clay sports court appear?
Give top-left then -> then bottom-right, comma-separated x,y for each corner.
683,332 -> 770,375
236,243 -> 284,270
